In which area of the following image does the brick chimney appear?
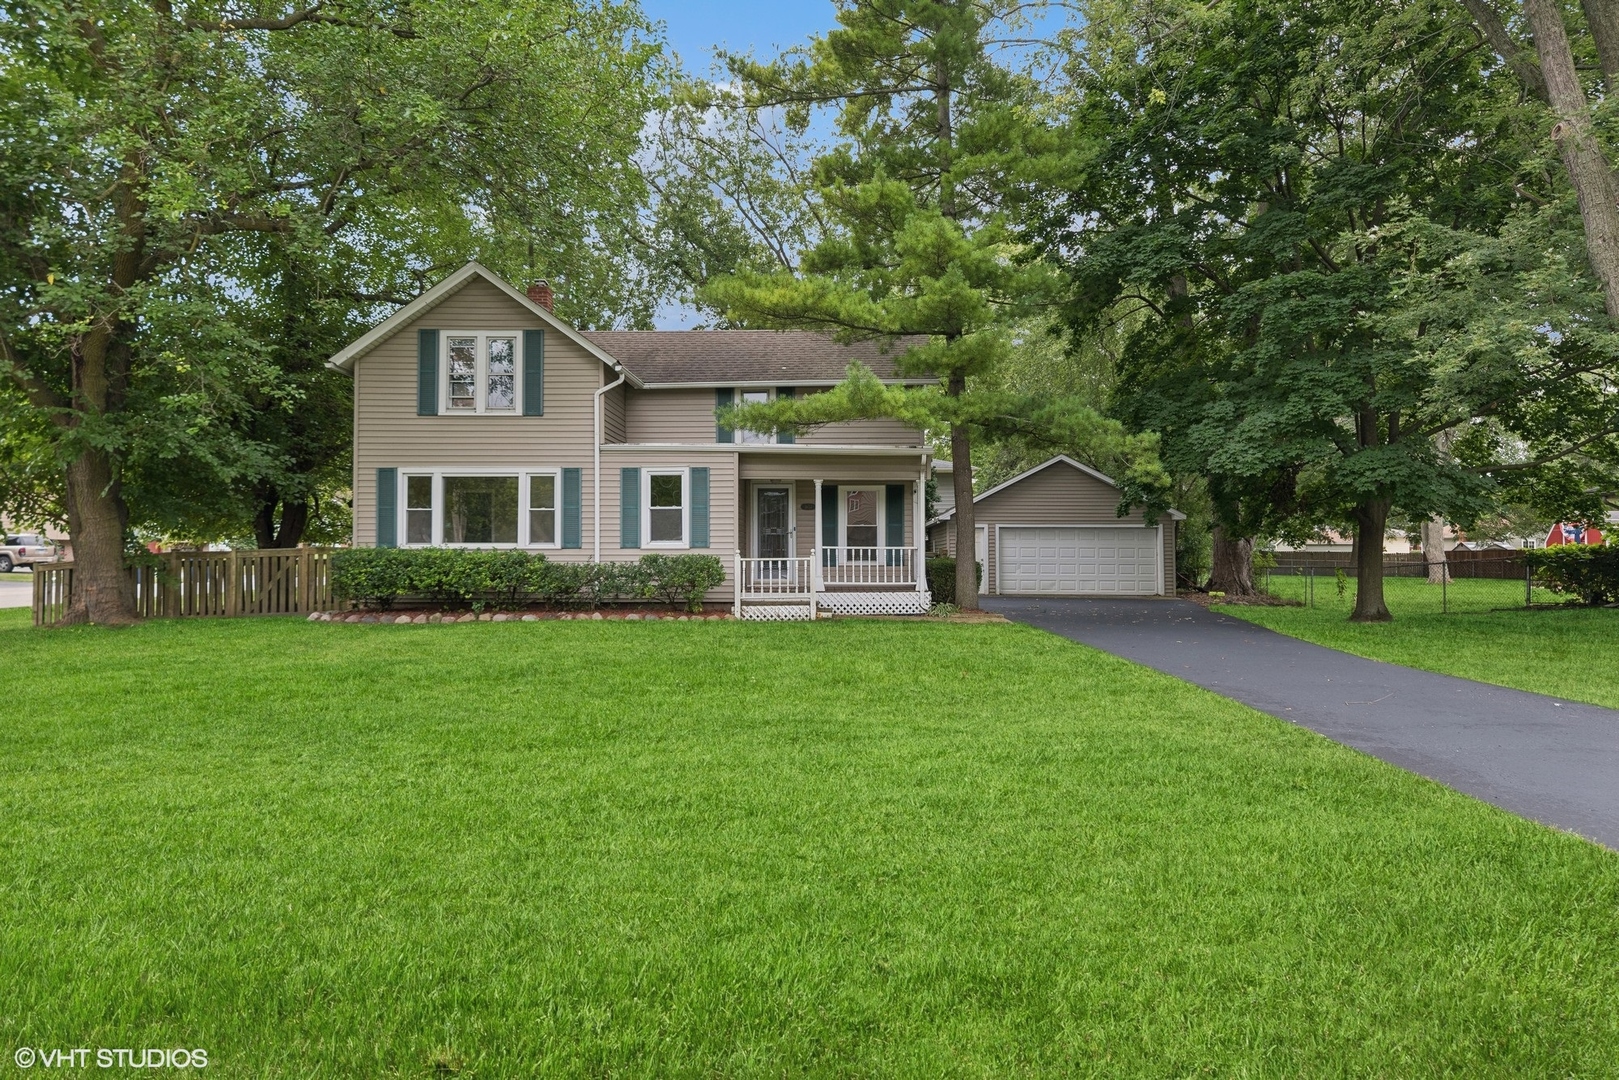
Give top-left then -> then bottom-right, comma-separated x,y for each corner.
527,279 -> 554,312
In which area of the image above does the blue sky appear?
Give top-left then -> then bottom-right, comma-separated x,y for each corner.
640,0 -> 838,72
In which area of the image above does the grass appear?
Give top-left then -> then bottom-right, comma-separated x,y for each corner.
1219,576 -> 1619,709
2,607 -> 1617,1077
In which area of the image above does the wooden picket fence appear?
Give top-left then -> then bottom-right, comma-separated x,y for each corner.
32,548 -> 338,627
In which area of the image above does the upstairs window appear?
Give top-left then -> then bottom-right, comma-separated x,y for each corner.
736,389 -> 773,444
442,333 -> 521,414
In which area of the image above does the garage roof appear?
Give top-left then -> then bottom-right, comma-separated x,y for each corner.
932,455 -> 1186,522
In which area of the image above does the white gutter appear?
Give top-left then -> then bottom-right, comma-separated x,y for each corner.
593,369 -> 628,561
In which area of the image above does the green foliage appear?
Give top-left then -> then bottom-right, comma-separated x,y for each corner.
926,557 -> 982,606
638,554 -> 728,612
1524,545 -> 1619,605
331,550 -> 727,612
0,0 -> 666,583
1028,0 -> 1619,619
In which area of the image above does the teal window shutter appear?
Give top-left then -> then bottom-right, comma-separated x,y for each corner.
775,387 -> 795,444
821,485 -> 838,565
690,467 -> 710,548
523,329 -> 545,416
620,467 -> 641,548
561,468 -> 581,548
376,468 -> 397,548
715,388 -> 733,443
885,484 -> 905,564
417,331 -> 438,415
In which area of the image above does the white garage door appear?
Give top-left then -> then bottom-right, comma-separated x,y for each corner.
998,526 -> 1160,595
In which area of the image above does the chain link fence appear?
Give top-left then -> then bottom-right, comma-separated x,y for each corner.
1258,551 -> 1563,614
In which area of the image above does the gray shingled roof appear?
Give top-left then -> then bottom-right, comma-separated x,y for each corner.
580,329 -> 933,386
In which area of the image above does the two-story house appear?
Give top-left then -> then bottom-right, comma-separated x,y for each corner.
325,262 -> 935,618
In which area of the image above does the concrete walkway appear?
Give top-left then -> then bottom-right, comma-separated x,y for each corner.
985,597 -> 1619,849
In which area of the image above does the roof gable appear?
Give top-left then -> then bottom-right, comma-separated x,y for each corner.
325,262 -> 635,382
934,455 -> 1186,521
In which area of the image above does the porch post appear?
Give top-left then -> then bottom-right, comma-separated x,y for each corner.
813,479 -> 824,593
915,464 -> 927,592
733,551 -> 742,619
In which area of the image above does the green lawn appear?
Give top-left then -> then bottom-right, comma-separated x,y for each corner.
2,607 -> 1617,1077
1220,576 -> 1619,709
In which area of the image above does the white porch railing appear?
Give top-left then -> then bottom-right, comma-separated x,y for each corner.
819,547 -> 918,586
735,555 -> 817,619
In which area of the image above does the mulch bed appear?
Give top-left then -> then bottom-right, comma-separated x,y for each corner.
1178,590 -> 1303,609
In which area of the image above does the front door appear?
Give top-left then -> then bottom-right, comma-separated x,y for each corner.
756,486 -> 792,560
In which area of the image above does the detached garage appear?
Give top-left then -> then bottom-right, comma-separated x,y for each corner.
926,456 -> 1182,597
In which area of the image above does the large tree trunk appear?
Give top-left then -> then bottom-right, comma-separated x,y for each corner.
1206,526 -> 1256,595
950,416 -> 979,611
61,447 -> 136,626
1421,516 -> 1450,584
1581,0 -> 1619,88
253,489 -> 311,548
1351,498 -> 1393,622
1523,0 -> 1619,317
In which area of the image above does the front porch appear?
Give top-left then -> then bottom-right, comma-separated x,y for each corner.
733,469 -> 931,620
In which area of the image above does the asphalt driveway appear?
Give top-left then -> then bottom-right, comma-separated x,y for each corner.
985,596 -> 1619,850
0,574 -> 33,609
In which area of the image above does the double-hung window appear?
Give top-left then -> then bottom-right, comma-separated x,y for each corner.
528,472 -> 558,547
736,389 -> 773,444
645,469 -> 687,546
442,333 -> 520,414
397,472 -> 558,547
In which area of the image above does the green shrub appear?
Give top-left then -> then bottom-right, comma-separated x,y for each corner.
925,557 -> 982,606
1525,544 -> 1619,604
331,549 -> 727,612
640,553 -> 726,611
331,549 -> 417,610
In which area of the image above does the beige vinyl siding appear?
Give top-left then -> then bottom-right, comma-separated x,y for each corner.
931,461 -> 1177,595
602,382 -> 627,444
600,447 -> 739,601
622,387 -> 923,447
797,418 -> 922,447
738,452 -> 927,483
624,387 -> 718,443
352,276 -> 604,550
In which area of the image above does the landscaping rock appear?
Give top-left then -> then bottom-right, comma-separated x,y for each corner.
459,614 -> 478,623
625,613 -> 640,620
360,614 -> 378,624
591,612 -> 604,620
413,614 -> 428,624
427,614 -> 441,624
307,612 -> 321,622
491,613 -> 509,622
521,614 -> 538,622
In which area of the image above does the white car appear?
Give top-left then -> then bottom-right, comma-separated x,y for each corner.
0,534 -> 60,572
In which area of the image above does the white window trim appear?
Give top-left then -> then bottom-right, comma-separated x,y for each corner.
642,467 -> 690,549
441,331 -> 524,415
395,468 -> 560,548
524,469 -> 562,550
839,485 -> 888,551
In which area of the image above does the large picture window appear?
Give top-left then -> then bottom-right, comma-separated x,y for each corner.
647,470 -> 686,546
397,472 -> 560,547
441,332 -> 522,414
444,476 -> 519,544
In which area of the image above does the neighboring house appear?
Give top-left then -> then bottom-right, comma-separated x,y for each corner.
926,456 -> 1182,597
929,459 -> 971,519
325,262 -> 936,618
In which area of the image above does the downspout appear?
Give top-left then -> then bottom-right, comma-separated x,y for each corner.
594,369 -> 627,562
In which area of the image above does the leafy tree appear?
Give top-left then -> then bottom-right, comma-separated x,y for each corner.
702,0 -> 1165,609
0,0 -> 661,623
1029,0 -> 1619,620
